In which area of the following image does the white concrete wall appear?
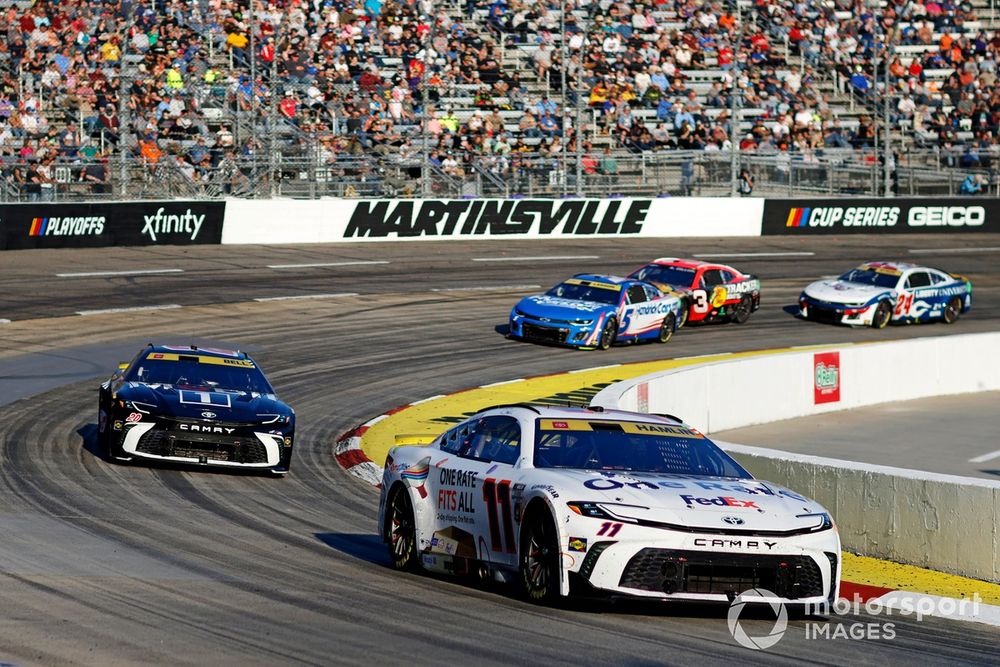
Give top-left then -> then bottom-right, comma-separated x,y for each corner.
591,333 -> 1000,582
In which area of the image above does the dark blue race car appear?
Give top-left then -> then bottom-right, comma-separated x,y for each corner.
98,344 -> 295,473
509,274 -> 683,350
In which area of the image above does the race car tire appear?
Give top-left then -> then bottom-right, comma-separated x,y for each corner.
386,485 -> 419,572
597,319 -> 617,351
519,508 -> 559,603
871,300 -> 892,329
677,302 -> 689,329
657,313 -> 676,344
731,295 -> 753,324
97,407 -> 110,457
942,296 -> 962,324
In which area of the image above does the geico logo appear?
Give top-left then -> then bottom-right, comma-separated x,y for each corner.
907,206 -> 985,227
808,207 -> 899,227
680,494 -> 759,508
179,424 -> 235,434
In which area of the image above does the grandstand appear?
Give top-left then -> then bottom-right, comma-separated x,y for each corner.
0,0 -> 997,201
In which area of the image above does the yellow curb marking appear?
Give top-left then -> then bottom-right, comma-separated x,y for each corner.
842,553 -> 1000,605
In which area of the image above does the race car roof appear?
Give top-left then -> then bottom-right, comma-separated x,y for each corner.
570,273 -> 631,285
145,344 -> 248,360
857,261 -> 919,274
482,404 -> 688,426
650,257 -> 712,270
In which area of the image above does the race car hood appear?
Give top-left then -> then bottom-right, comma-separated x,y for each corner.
117,382 -> 290,423
803,279 -> 892,306
515,295 -> 616,320
545,470 -> 830,533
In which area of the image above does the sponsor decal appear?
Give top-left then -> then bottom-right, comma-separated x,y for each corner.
633,300 -> 677,316
710,286 -> 728,308
568,537 -> 588,552
694,538 -> 776,550
763,199 -> 997,235
401,457 -> 431,498
344,199 -> 651,238
814,352 -> 841,405
437,468 -> 478,513
113,420 -> 123,430
179,424 -> 235,434
29,216 -> 105,236
178,390 -> 233,408
681,494 -> 760,508
125,412 -> 143,422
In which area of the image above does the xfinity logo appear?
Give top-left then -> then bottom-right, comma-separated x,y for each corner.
907,206 -> 985,227
179,424 -> 234,434
142,207 -> 205,241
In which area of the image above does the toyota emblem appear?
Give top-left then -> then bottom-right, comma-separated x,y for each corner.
722,516 -> 745,526
201,411 -> 217,419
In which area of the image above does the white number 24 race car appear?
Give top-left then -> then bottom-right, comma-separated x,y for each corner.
378,405 -> 841,606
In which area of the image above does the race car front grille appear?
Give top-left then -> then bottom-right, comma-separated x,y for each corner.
619,548 -> 824,599
806,306 -> 845,324
521,323 -> 569,344
136,429 -> 269,464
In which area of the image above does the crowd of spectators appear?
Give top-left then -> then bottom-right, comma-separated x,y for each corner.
0,0 -> 996,198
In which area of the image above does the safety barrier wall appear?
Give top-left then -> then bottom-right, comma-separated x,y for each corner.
591,332 -> 1000,582
3,197 -> 998,249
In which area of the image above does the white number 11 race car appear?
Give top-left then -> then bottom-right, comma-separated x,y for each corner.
378,405 -> 840,606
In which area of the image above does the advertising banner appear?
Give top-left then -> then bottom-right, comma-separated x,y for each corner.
0,201 -> 225,250
761,198 -> 999,235
221,197 -> 765,243
813,351 -> 841,405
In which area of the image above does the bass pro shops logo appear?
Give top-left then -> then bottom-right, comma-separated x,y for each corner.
142,207 -> 206,241
813,351 -> 841,405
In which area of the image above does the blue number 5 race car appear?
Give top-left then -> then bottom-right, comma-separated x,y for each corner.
509,274 -> 683,350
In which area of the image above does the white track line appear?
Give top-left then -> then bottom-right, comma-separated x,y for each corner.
968,449 -> 1000,464
266,261 -> 390,269
471,255 -> 599,262
570,364 -> 620,373
253,293 -> 358,302
57,268 -> 184,278
480,378 -> 525,387
431,284 -> 541,292
693,252 -> 816,259
0,319 -> 11,325
77,304 -> 182,316
409,394 -> 446,405
908,247 -> 1000,255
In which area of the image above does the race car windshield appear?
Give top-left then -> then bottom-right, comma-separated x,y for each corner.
839,269 -> 899,289
533,419 -> 751,478
546,281 -> 620,305
630,264 -> 696,287
127,356 -> 274,393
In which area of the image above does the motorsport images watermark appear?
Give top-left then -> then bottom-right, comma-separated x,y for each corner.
727,588 -> 984,650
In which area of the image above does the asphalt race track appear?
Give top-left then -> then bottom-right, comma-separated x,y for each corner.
0,236 -> 998,665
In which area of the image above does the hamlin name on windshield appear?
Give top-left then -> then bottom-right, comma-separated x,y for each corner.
345,199 -> 650,237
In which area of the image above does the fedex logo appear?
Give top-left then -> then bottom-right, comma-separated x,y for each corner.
681,494 -> 759,509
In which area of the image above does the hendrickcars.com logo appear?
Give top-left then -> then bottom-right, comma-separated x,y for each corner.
28,216 -> 105,236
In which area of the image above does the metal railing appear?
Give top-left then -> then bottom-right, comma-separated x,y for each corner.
2,148 -> 997,202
